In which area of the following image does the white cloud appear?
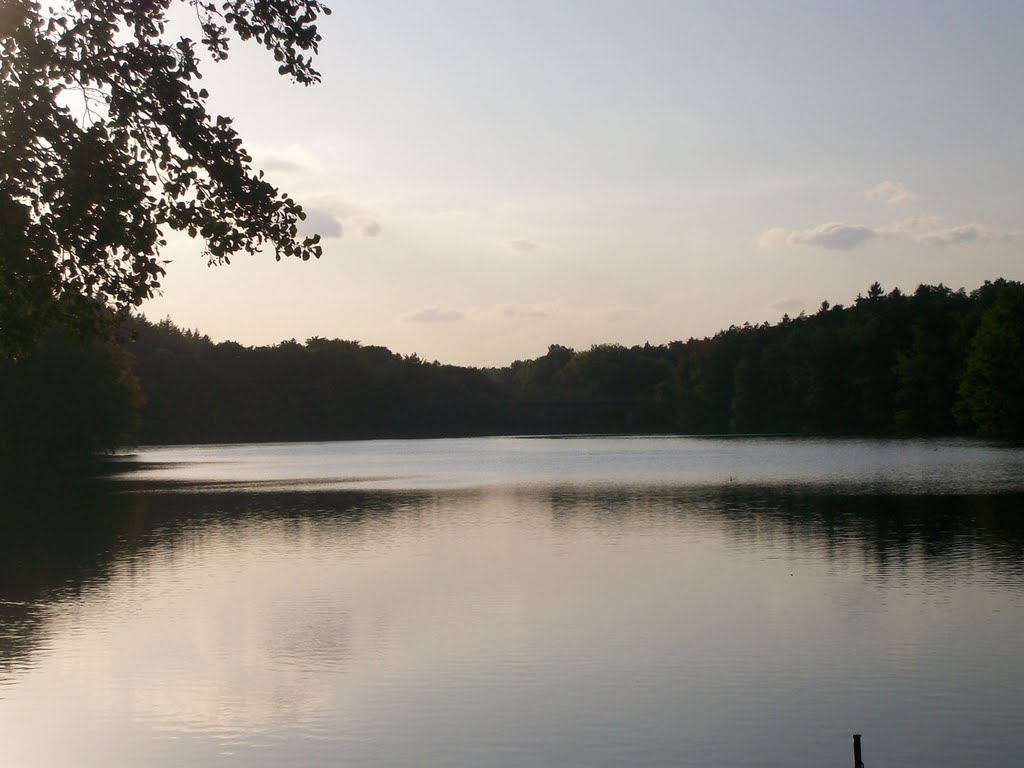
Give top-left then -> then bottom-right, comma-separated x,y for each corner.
250,143 -> 320,175
878,216 -> 943,238
865,180 -> 917,204
765,216 -> 1008,251
917,223 -> 988,246
259,157 -> 307,174
419,209 -> 479,222
762,181 -> 1007,254
502,304 -> 550,319
505,239 -> 541,253
296,196 -> 382,240
601,306 -> 640,322
771,298 -> 805,312
882,217 -> 1000,246
404,307 -> 465,323
757,228 -> 788,250
357,218 -> 382,238
299,206 -> 344,238
785,222 -> 878,250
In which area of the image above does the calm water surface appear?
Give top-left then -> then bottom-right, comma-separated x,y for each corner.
2,437 -> 1023,767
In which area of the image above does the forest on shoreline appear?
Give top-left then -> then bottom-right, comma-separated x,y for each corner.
2,277 -> 1022,477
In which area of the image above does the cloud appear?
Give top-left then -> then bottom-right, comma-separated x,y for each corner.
785,222 -> 878,250
259,157 -> 307,174
762,183 -> 1010,253
404,307 -> 465,323
865,180 -> 917,204
601,306 -> 640,322
771,298 -> 805,312
878,216 -> 943,238
917,224 -> 988,246
505,239 -> 541,253
757,228 -> 788,249
765,216 -> 1008,251
882,218 -> 1001,246
502,304 -> 549,319
299,206 -> 344,238
296,197 -> 382,240
427,209 -> 478,221
250,143 -> 319,175
356,218 -> 382,238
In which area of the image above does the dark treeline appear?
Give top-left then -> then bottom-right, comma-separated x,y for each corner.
1,278 -> 1022,471
127,320 -> 508,443
125,277 -> 1023,445
0,327 -> 142,479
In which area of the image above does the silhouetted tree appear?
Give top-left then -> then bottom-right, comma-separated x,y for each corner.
0,0 -> 330,360
0,328 -> 142,480
956,280 -> 1024,436
893,284 -> 970,433
116,278 -> 1024,446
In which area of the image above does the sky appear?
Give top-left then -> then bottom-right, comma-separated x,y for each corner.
143,0 -> 1024,367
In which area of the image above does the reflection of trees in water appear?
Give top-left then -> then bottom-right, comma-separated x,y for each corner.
717,489 -> 1024,584
540,484 -> 1024,582
0,483 -> 143,678
3,481 -> 1023,679
1,484 -> 445,597
0,484 -> 440,681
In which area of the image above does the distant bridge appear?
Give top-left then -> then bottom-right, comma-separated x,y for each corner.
513,396 -> 644,408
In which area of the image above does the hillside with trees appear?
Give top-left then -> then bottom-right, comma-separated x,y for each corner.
120,278 -> 1024,446
126,317 -> 508,444
2,277 -> 1021,481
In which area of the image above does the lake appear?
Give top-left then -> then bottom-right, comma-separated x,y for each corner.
2,436 -> 1023,767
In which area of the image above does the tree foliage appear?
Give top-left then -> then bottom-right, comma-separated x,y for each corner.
956,280 -> 1024,436
127,317 -> 509,443
8,278 -> 1019,470
495,279 -> 1022,439
0,0 -> 330,359
122,279 -> 1024,445
0,327 -> 142,479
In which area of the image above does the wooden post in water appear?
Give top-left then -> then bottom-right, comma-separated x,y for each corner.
852,734 -> 864,768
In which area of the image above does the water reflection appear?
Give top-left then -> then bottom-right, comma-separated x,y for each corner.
541,485 -> 1024,581
2,468 -> 1024,768
1,482 -> 140,680
4,483 -> 1023,678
